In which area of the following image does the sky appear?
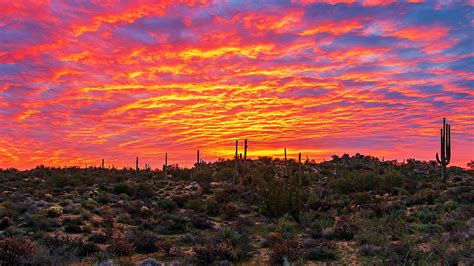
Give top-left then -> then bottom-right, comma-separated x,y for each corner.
0,0 -> 473,170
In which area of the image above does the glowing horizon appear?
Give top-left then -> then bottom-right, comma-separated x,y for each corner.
1,0 -> 473,170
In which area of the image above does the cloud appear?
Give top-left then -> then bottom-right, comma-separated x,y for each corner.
0,0 -> 472,169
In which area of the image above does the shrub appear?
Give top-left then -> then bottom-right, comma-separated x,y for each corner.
113,183 -> 133,195
205,199 -> 219,216
383,241 -> 412,264
134,183 -> 155,199
77,241 -> 99,257
0,237 -> 37,264
268,235 -> 302,264
216,228 -> 250,261
47,205 -> 63,218
193,242 -> 220,265
157,239 -> 175,257
306,240 -> 337,261
107,237 -> 135,256
63,217 -> 84,233
0,216 -> 11,229
89,232 -> 108,244
333,216 -> 356,240
329,170 -> 382,194
258,177 -> 304,219
359,244 -> 380,257
157,198 -> 177,211
40,233 -> 84,261
223,203 -> 239,220
126,230 -> 159,253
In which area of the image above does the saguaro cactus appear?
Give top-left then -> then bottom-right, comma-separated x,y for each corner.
284,148 -> 287,161
244,139 -> 248,160
234,140 -> 239,184
436,118 -> 451,182
196,149 -> 200,169
136,157 -> 139,176
164,153 -> 168,178
101,159 -> 104,169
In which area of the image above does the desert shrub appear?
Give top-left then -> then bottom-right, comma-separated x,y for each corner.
223,203 -> 239,220
382,241 -> 412,264
216,228 -> 250,261
258,177 -> 304,219
134,183 -> 155,199
24,213 -> 58,232
157,239 -> 175,257
0,237 -> 37,264
406,189 -> 435,206
89,232 -> 108,244
185,199 -> 205,212
157,198 -> 177,211
158,214 -> 188,234
40,233 -> 84,262
63,217 -> 84,233
113,183 -> 133,195
306,239 -> 337,261
380,170 -> 405,191
191,215 -> 213,230
77,241 -> 99,257
205,199 -> 219,216
193,241 -> 220,265
107,237 -> 135,256
329,170 -> 383,194
359,244 -> 380,257
268,235 -> 303,264
333,215 -> 356,240
126,229 -> 159,253
47,174 -> 81,188
47,205 -> 63,217
0,216 -> 11,230
215,167 -> 234,181
194,168 -> 213,193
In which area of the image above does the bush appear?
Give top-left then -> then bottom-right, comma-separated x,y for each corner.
157,199 -> 177,211
306,240 -> 337,261
108,237 -> 135,256
193,242 -> 220,265
134,183 -> 155,199
0,216 -> 11,229
329,170 -> 382,194
205,199 -> 220,216
40,233 -> 84,262
258,177 -> 304,219
268,235 -> 302,264
47,205 -> 63,218
63,217 -> 84,233
216,228 -> 250,261
157,239 -> 175,257
113,183 -> 133,195
0,237 -> 37,264
333,216 -> 356,240
126,230 -> 159,253
89,233 -> 108,244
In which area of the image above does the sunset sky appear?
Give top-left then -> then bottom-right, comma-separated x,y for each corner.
0,0 -> 473,169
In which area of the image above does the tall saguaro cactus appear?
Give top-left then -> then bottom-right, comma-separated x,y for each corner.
164,153 -> 168,178
244,139 -> 248,160
234,140 -> 239,184
136,157 -> 139,176
436,118 -> 451,182
196,149 -> 200,169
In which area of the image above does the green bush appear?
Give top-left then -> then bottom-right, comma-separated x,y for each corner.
113,183 -> 133,195
258,177 -> 304,219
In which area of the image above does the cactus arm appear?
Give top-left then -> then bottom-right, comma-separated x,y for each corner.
446,124 -> 451,164
436,152 -> 441,164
